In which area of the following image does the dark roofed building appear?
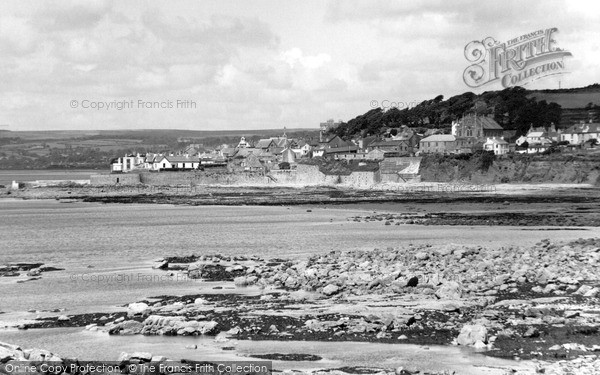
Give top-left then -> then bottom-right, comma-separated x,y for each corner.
367,139 -> 410,155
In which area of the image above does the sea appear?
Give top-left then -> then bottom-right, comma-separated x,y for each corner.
1,173 -> 598,373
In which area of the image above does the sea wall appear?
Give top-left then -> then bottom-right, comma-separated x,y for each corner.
90,164 -> 378,187
139,171 -> 267,186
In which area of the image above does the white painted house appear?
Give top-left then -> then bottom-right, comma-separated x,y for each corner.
560,122 -> 600,145
483,137 -> 509,155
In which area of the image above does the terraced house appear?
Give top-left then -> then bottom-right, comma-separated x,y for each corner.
560,121 -> 600,144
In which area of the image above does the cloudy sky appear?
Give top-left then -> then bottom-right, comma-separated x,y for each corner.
1,0 -> 599,131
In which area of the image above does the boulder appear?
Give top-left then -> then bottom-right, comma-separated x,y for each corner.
406,276 -> 419,288
130,352 -> 152,361
415,252 -> 429,261
127,302 -> 150,317
27,269 -> 41,277
457,324 -> 488,346
322,284 -> 340,296
435,281 -> 463,300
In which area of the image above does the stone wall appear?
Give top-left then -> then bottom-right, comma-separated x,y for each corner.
90,164 -> 383,188
340,171 -> 380,187
140,171 -> 267,186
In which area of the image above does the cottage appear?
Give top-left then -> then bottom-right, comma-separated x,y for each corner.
483,137 -> 509,155
560,122 -> 600,145
153,155 -> 199,170
367,139 -> 410,155
241,154 -> 265,172
419,134 -> 456,154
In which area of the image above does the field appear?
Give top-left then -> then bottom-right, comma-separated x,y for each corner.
529,91 -> 600,108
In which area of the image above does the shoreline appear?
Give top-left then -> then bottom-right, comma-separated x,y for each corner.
3,237 -> 600,375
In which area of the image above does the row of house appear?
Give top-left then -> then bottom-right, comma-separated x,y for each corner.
111,116 -> 600,173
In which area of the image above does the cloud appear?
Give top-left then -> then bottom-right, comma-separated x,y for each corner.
0,0 -> 598,131
0,15 -> 40,55
35,0 -> 114,31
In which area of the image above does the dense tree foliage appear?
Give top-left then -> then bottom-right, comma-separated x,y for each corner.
331,86 -> 565,139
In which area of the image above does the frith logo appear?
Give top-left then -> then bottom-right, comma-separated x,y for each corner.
463,28 -> 572,88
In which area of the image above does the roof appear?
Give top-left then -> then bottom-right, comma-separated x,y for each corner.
480,117 -> 504,130
220,148 -> 237,157
361,136 -> 378,148
369,140 -> 408,147
270,147 -> 285,155
527,132 -> 546,137
273,138 -> 290,148
485,138 -> 508,145
324,145 -> 359,154
461,115 -> 503,130
244,155 -> 264,169
165,156 -> 197,163
420,134 -> 456,142
563,123 -> 600,134
255,139 -> 275,148
235,148 -> 257,157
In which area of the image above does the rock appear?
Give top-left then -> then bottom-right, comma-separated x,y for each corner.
0,347 -> 16,362
584,287 -> 599,298
435,281 -> 463,300
127,302 -> 150,317
457,324 -> 488,346
574,285 -> 592,295
27,269 -> 41,277
473,340 -> 487,349
198,321 -> 219,335
194,298 -> 208,305
27,348 -> 57,361
57,315 -> 70,321
119,320 -> 144,335
322,284 -> 340,296
523,327 -> 539,338
415,252 -> 429,261
234,276 -> 252,287
406,276 -> 419,288
185,345 -> 197,350
130,352 -> 152,361
564,310 -> 580,318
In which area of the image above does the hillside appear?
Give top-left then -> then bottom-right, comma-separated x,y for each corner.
331,84 -> 600,140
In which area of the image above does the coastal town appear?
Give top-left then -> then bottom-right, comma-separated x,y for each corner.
107,115 -> 600,180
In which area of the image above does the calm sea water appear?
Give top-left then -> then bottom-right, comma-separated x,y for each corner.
1,199 -> 597,314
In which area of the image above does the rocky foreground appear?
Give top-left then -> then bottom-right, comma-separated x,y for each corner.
13,238 -> 600,374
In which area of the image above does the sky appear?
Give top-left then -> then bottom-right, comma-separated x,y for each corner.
0,0 -> 599,131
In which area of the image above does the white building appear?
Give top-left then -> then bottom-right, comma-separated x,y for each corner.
483,137 -> 509,155
560,122 -> 600,144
